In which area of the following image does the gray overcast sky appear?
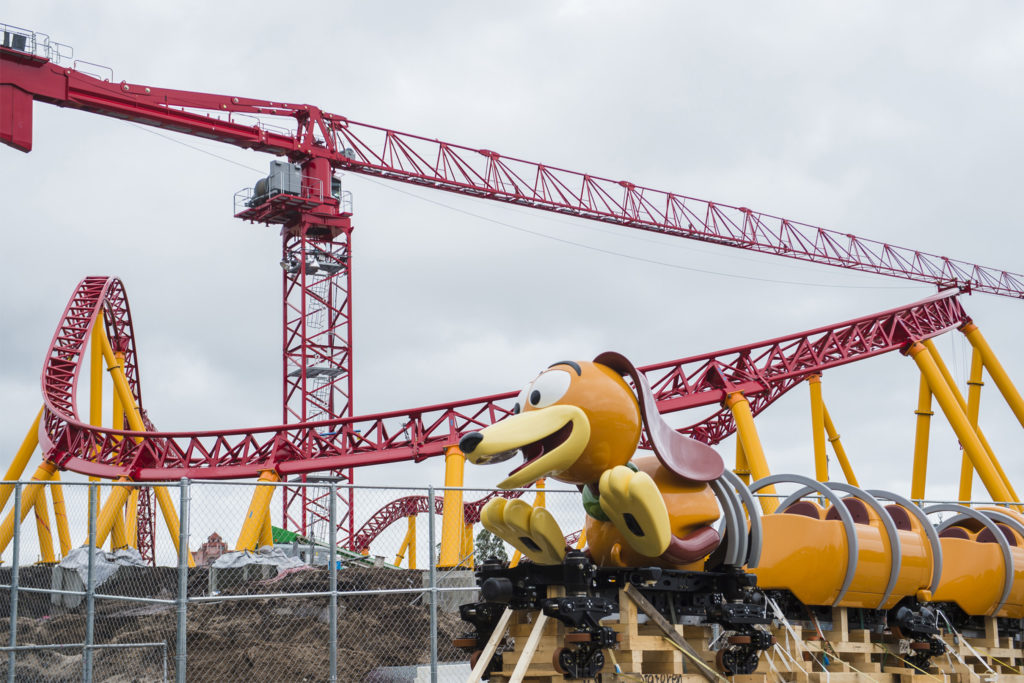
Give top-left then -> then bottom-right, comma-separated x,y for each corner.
2,1 -> 1024,518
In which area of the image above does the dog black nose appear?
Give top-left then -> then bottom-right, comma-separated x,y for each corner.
460,432 -> 484,454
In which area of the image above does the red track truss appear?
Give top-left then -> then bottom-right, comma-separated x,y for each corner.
3,48 -> 1024,298
39,278 -> 969,482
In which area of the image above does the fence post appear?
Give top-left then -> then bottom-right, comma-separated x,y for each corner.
175,479 -> 190,683
428,485 -> 438,683
6,482 -> 22,683
84,482 -> 97,683
328,480 -> 338,682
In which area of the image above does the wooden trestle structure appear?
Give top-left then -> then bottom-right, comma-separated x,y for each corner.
478,588 -> 1023,683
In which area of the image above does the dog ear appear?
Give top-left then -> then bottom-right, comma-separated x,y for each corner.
594,351 -> 724,483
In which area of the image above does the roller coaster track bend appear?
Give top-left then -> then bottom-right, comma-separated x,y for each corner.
41,277 -> 970,483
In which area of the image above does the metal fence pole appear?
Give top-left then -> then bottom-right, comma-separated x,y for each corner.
328,481 -> 338,682
6,482 -> 22,683
84,483 -> 97,683
428,485 -> 438,683
175,479 -> 190,683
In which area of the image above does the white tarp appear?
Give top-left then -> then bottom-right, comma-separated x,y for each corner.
52,546 -> 148,608
211,545 -> 307,571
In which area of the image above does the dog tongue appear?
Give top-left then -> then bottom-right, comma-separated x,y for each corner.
659,526 -> 721,565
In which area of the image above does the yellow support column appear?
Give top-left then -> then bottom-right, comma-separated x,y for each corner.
808,374 -> 828,482
906,342 -> 1012,503
725,392 -> 777,512
33,488 -> 56,563
89,477 -> 133,548
50,472 -> 72,557
462,522 -> 474,568
575,528 -> 587,550
734,440 -> 751,485
0,462 -> 58,554
438,445 -> 465,567
922,339 -> 1019,503
911,375 -> 933,502
822,405 -> 858,486
959,349 -> 985,503
154,485 -> 195,567
962,322 -> 1024,430
394,516 -> 417,569
236,470 -> 279,551
259,505 -> 274,548
124,489 -> 139,548
0,407 -> 43,514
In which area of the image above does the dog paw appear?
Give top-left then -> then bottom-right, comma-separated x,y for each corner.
480,498 -> 566,565
598,465 -> 671,557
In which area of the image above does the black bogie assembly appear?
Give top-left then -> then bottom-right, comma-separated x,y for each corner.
459,551 -> 774,679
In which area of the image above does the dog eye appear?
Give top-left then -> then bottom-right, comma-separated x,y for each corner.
512,385 -> 531,414
528,370 -> 571,409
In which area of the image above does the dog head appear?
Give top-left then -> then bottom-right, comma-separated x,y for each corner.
459,352 -> 723,489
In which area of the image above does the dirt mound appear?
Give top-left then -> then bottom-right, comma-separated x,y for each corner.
1,565 -> 471,681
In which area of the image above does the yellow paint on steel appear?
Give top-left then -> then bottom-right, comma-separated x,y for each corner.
90,319 -> 104,431
906,342 -> 1012,503
822,405 -> 858,487
91,478 -> 132,548
922,339 -> 1019,504
910,374 -> 933,501
33,487 -> 56,563
236,470 -> 279,551
438,445 -> 466,567
98,331 -> 145,434
0,462 -> 58,554
394,515 -> 416,569
49,472 -> 72,557
0,407 -> 42,514
110,496 -> 128,550
808,374 -> 828,482
575,527 -> 587,550
259,505 -> 273,548
154,485 -> 195,567
725,392 -> 777,513
959,348 -> 985,503
734,439 -> 751,485
125,488 -> 139,548
462,522 -> 474,568
963,322 -> 1024,430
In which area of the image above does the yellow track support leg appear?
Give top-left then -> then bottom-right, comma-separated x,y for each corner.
125,488 -> 139,549
462,522 -> 474,568
438,445 -> 466,568
725,392 -> 777,513
236,470 -> 279,552
922,339 -> 1019,503
822,405 -> 858,486
808,374 -> 828,481
259,506 -> 273,548
734,440 -> 751,485
906,342 -> 1012,503
911,374 -> 933,501
154,485 -> 195,567
1,407 -> 43,514
575,528 -> 587,550
959,349 -> 985,503
962,322 -> 1024,429
0,462 -> 57,554
90,478 -> 132,548
34,487 -> 56,563
394,515 -> 417,569
50,472 -> 72,557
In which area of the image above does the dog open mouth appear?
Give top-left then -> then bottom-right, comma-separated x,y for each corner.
507,421 -> 574,476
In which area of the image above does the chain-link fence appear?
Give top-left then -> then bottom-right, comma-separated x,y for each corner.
0,479 -> 584,682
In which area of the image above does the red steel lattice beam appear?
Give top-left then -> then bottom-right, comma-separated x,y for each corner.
3,48 -> 1024,298
38,279 -> 970,483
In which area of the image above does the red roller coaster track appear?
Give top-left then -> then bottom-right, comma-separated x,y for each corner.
41,278 -> 968,477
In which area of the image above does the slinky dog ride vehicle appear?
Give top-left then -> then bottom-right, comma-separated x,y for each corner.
456,352 -> 1024,677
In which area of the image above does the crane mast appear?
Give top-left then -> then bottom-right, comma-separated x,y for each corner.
4,23 -> 1024,546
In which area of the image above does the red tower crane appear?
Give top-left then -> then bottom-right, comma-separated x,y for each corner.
3,24 -> 1023,547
